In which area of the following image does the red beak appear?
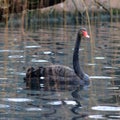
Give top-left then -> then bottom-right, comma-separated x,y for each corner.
83,31 -> 90,38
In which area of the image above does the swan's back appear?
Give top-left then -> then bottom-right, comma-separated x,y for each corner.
44,65 -> 77,77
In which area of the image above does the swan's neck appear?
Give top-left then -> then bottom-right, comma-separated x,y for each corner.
73,34 -> 84,79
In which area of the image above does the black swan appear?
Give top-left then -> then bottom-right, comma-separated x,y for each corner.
24,28 -> 90,90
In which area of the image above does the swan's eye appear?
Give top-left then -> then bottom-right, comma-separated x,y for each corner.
82,30 -> 90,38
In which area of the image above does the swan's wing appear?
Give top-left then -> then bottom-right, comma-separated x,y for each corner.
43,65 -> 87,86
44,65 -> 77,77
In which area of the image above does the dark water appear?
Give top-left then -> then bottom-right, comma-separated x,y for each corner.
0,22 -> 120,120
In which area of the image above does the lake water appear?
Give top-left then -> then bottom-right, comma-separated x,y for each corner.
0,22 -> 120,119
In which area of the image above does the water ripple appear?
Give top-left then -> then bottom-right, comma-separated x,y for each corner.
0,50 -> 24,53
10,72 -> 26,76
43,51 -> 52,55
90,76 -> 114,79
47,100 -> 77,106
25,45 -> 41,48
89,114 -> 120,119
91,105 -> 120,111
2,98 -> 33,102
31,59 -> 48,63
25,107 -> 42,111
94,57 -> 105,60
89,114 -> 104,119
0,78 -> 8,80
8,55 -> 24,59
0,104 -> 10,108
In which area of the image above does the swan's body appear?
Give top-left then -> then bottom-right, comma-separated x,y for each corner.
24,28 -> 90,89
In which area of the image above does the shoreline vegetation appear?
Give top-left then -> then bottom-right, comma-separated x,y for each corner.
0,0 -> 120,27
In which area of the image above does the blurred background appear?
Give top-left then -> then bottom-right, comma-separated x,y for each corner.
0,0 -> 120,119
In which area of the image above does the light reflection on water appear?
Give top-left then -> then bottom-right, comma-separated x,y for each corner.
0,23 -> 120,119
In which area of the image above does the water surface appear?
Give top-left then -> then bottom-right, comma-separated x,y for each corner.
0,23 -> 120,119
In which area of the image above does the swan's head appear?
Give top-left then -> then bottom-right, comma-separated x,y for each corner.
79,28 -> 90,38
